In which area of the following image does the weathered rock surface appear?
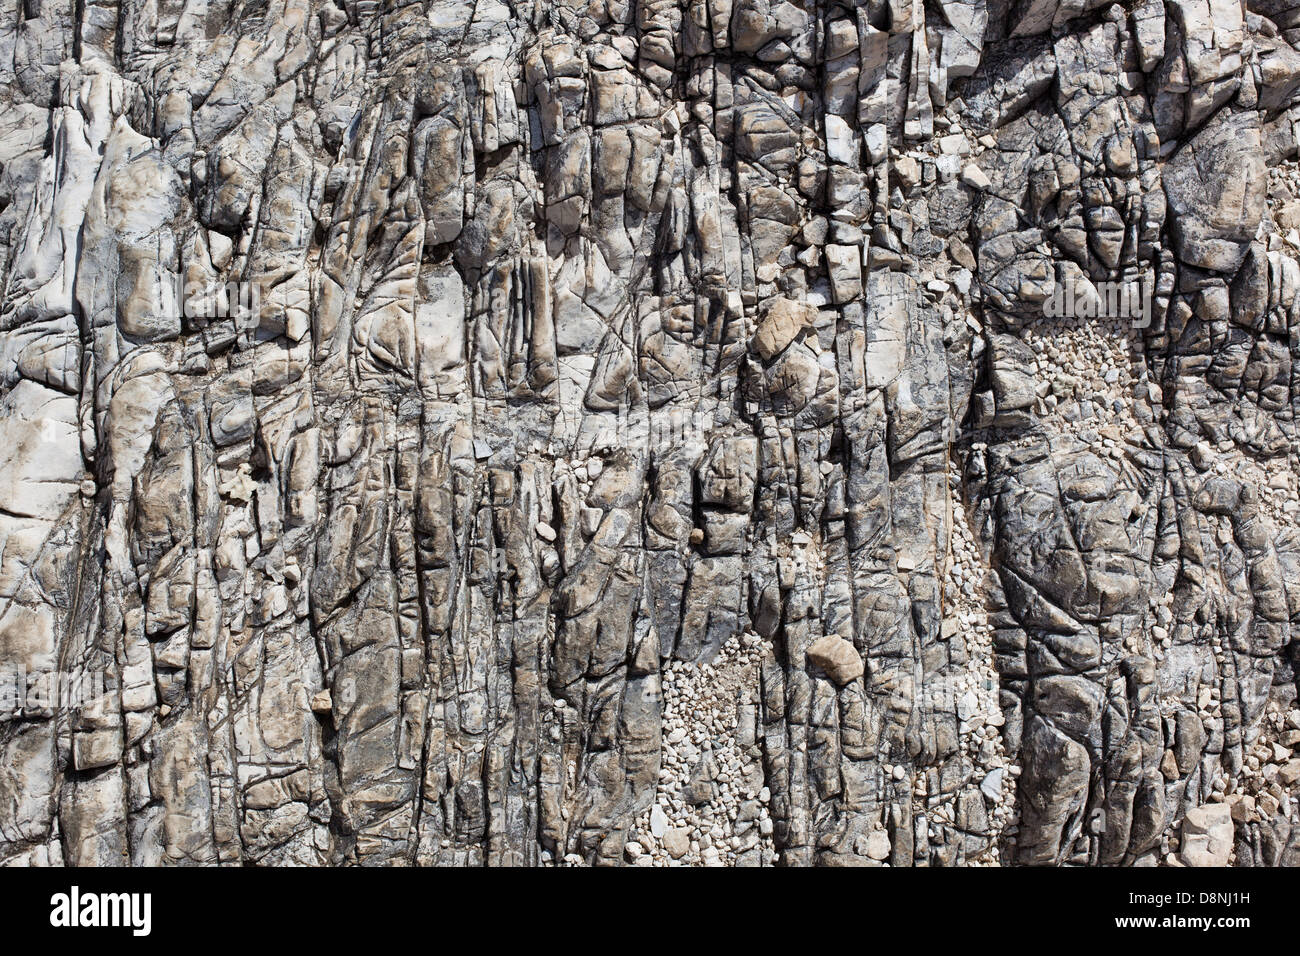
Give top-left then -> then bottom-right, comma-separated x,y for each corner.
0,0 -> 1298,867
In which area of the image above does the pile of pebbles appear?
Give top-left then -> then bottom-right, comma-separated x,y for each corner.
629,633 -> 777,866
1019,313 -> 1149,452
941,459 -> 1020,863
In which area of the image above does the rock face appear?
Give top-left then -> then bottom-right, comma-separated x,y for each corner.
0,0 -> 1298,868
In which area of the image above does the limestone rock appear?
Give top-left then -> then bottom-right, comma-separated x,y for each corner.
1179,803 -> 1235,867
0,0 -> 1296,871
753,298 -> 816,361
806,636 -> 865,685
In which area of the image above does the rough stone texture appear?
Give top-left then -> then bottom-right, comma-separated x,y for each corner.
0,0 -> 1298,868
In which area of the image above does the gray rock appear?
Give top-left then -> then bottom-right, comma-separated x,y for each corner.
0,0 -> 1294,871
